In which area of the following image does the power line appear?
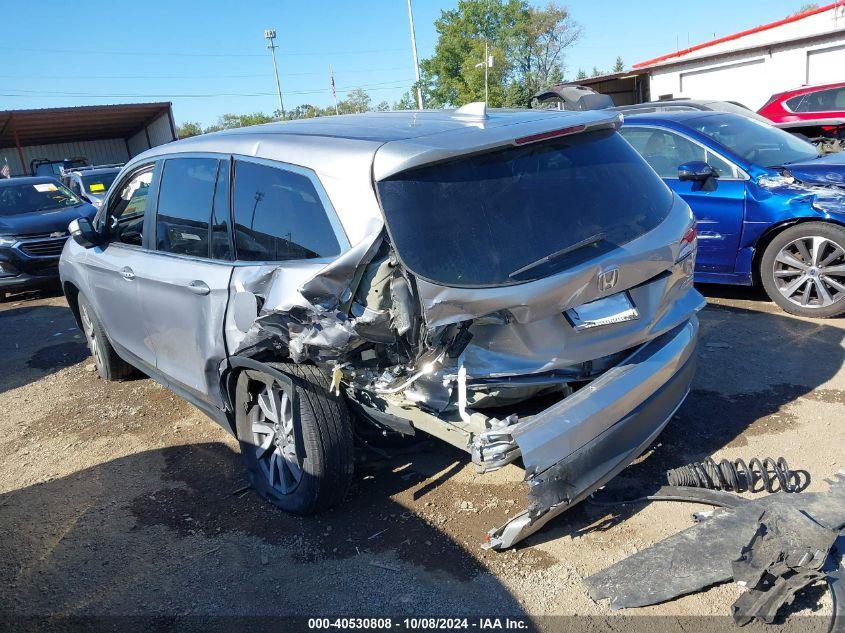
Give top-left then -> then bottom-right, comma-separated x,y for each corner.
0,66 -> 413,80
0,80 -> 415,99
0,44 -> 425,58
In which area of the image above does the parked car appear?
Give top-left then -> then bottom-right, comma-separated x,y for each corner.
30,157 -> 89,178
61,164 -> 123,209
0,177 -> 97,301
60,107 -> 704,550
614,99 -> 773,124
758,82 -> 845,153
619,111 -> 845,317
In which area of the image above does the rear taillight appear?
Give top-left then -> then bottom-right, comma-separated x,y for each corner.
513,125 -> 586,145
678,226 -> 697,278
681,226 -> 697,245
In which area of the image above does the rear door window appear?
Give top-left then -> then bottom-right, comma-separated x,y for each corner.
231,160 -> 342,262
155,157 -> 218,257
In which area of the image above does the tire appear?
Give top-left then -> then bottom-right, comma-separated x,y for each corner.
760,222 -> 845,318
234,362 -> 354,514
77,293 -> 136,380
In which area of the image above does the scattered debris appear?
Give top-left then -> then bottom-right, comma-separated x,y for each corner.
368,528 -> 388,540
584,471 -> 845,627
666,455 -> 806,493
368,561 -> 400,572
731,505 -> 838,625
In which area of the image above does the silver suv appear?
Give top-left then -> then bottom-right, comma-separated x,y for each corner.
60,106 -> 704,550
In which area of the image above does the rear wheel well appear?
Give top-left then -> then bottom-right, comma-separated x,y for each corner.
751,218 -> 845,286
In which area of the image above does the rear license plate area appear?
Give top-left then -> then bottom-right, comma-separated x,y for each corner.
564,292 -> 639,331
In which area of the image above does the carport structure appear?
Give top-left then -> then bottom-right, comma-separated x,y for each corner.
0,102 -> 176,177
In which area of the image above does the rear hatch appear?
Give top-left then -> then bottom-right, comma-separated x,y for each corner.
374,119 -> 700,377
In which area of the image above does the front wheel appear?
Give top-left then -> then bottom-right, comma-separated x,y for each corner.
760,222 -> 845,318
234,363 -> 354,514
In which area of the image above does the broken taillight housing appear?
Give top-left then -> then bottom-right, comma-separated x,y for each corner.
678,225 -> 698,278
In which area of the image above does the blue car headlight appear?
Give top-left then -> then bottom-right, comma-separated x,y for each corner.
0,235 -> 16,248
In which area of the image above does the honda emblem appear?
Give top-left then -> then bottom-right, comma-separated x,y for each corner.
598,267 -> 619,292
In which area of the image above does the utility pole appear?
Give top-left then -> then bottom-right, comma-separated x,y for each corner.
406,0 -> 424,109
329,65 -> 339,115
264,29 -> 285,119
475,42 -> 494,104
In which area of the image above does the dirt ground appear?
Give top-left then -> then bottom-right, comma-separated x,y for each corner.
1,284 -> 843,631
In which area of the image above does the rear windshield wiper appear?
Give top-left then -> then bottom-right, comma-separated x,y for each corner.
508,232 -> 607,279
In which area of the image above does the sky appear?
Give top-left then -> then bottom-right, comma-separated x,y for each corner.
0,0 -> 816,127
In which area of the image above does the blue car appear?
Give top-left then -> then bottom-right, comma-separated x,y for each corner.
620,111 -> 845,317
0,177 -> 97,301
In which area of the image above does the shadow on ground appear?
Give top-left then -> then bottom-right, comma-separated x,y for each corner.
0,442 -> 527,618
0,290 -> 87,394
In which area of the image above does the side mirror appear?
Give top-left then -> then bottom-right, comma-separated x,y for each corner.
68,218 -> 99,249
678,161 -> 715,182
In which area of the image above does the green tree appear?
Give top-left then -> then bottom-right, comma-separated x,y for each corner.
613,56 -> 625,73
338,88 -> 372,114
376,100 -> 391,112
591,66 -> 602,77
419,0 -> 580,108
393,90 -> 418,110
576,68 -> 587,80
176,121 -> 203,138
796,3 -> 819,13
287,104 -> 325,119
204,111 -> 278,133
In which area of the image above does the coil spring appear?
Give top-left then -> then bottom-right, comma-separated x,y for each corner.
666,456 -> 799,493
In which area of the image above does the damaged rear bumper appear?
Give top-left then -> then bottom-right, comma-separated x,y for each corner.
485,317 -> 699,550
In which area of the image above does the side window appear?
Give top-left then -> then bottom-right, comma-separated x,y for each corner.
69,179 -> 82,195
800,88 -> 845,112
155,157 -> 218,257
107,168 -> 153,246
785,95 -> 807,112
621,128 -> 734,178
232,160 -> 341,262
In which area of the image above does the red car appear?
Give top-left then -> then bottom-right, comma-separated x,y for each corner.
758,82 -> 845,151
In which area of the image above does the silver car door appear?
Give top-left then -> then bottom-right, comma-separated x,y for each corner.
136,156 -> 234,408
83,164 -> 158,368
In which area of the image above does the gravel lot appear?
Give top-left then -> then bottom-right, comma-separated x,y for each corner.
0,285 -> 843,630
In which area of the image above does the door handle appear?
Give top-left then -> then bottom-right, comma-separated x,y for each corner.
187,280 -> 210,296
120,267 -> 135,280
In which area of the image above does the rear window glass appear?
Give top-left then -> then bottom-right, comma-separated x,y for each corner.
377,130 -> 673,287
81,171 -> 119,194
232,160 -> 341,262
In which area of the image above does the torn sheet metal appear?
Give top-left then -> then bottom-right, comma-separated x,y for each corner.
233,227 -> 389,364
584,472 -> 845,611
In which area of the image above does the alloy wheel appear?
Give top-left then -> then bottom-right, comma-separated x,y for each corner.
79,302 -> 104,371
250,381 -> 303,495
772,235 -> 845,309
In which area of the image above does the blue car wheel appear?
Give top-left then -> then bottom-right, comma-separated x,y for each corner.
761,222 -> 845,318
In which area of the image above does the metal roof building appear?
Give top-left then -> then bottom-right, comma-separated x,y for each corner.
0,102 -> 176,177
633,1 -> 845,110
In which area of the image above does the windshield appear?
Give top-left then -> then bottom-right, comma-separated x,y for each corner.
81,171 -> 119,195
690,114 -> 819,168
377,129 -> 674,287
0,181 -> 81,216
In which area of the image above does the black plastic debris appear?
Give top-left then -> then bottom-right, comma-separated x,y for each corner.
584,471 -> 845,619
731,505 -> 838,625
